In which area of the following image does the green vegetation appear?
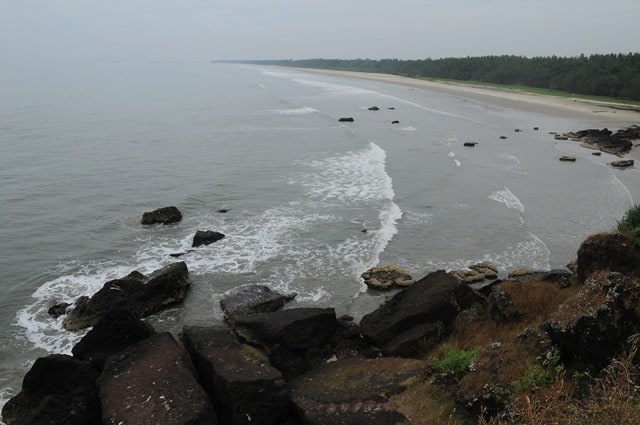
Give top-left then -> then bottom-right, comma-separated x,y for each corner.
512,365 -> 554,392
230,53 -> 640,102
430,346 -> 481,375
617,203 -> 640,246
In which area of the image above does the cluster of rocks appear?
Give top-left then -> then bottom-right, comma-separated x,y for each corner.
6,226 -> 640,423
338,105 -> 400,125
555,125 -> 640,157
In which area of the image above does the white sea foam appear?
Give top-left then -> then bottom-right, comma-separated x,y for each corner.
269,107 -> 319,115
454,159 -> 462,167
0,386 -> 15,424
400,126 -> 418,132
489,187 -> 525,213
498,152 -> 527,176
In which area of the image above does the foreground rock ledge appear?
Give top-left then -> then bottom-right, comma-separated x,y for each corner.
99,332 -> 216,425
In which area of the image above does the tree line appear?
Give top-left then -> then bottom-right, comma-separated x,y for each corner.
226,54 -> 640,101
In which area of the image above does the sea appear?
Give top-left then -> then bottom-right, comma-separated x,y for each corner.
1,62 -> 638,413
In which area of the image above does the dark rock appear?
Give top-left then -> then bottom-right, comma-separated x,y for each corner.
217,208 -> 229,213
516,328 -> 553,359
514,128 -> 521,132
575,233 -> 640,283
192,230 -> 225,247
499,136 -> 507,139
592,151 -> 602,156
98,332 -> 216,425
72,310 -> 155,369
220,284 -> 297,322
554,135 -> 569,140
47,302 -> 70,318
289,357 -> 427,425
559,155 -> 576,162
542,271 -> 640,369
63,262 -> 191,331
533,127 -> 539,130
391,120 -> 400,124
232,307 -> 337,353
1,354 -> 100,425
338,117 -> 354,122
463,142 -> 478,147
359,270 -> 483,348
181,326 -> 289,425
141,206 -> 182,225
361,265 -> 414,290
611,159 -> 634,168
368,106 -> 380,111
170,252 -> 185,258
381,322 -> 444,357
387,107 -> 395,110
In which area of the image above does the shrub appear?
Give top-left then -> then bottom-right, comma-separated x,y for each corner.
431,346 -> 481,375
617,203 -> 640,245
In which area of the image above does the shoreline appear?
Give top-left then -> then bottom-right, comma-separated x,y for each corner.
289,67 -> 640,124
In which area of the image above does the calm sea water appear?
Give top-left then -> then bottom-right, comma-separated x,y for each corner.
1,62 -> 638,411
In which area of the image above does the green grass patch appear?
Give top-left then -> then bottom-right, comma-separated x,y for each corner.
617,204 -> 640,246
431,346 -> 481,375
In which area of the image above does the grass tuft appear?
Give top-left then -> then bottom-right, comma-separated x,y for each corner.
617,203 -> 640,246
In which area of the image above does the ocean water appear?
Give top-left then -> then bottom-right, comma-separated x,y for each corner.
1,62 -> 638,412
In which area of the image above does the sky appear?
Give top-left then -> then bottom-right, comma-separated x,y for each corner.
2,1 -> 639,63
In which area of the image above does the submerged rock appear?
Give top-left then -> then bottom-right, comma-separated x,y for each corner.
611,159 -> 634,168
338,117 -> 354,122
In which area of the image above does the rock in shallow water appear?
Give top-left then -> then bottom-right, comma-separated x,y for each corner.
141,206 -> 182,225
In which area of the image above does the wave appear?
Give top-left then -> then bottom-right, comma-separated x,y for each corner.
489,187 -> 525,213
15,143 -> 401,354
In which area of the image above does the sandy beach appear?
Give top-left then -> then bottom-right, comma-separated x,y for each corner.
293,68 -> 640,124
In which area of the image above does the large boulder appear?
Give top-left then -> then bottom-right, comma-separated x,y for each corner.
231,307 -> 338,353
63,262 -> 191,331
289,357 -> 428,425
1,355 -> 100,425
98,332 -> 216,425
361,265 -> 414,290
181,326 -> 289,425
220,285 -> 297,322
141,206 -> 182,225
542,271 -> 640,369
72,309 -> 155,368
359,271 -> 483,351
192,230 -> 225,247
575,233 -> 640,283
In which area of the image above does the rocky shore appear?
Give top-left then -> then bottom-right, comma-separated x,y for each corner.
4,222 -> 640,424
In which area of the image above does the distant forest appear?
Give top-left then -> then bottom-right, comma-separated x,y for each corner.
229,54 -> 640,101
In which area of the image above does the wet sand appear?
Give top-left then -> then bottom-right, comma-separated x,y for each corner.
293,68 -> 640,124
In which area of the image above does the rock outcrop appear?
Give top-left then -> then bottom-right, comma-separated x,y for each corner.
63,262 -> 191,331
543,270 -> 640,369
563,127 -> 639,155
575,233 -> 640,283
359,270 -> 483,354
452,262 -> 498,283
338,117 -> 354,122
98,332 -> 216,425
360,265 -> 414,290
141,206 -> 182,225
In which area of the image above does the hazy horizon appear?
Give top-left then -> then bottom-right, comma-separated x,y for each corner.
1,1 -> 639,65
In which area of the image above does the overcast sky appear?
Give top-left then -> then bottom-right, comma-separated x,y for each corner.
2,1 -> 639,63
